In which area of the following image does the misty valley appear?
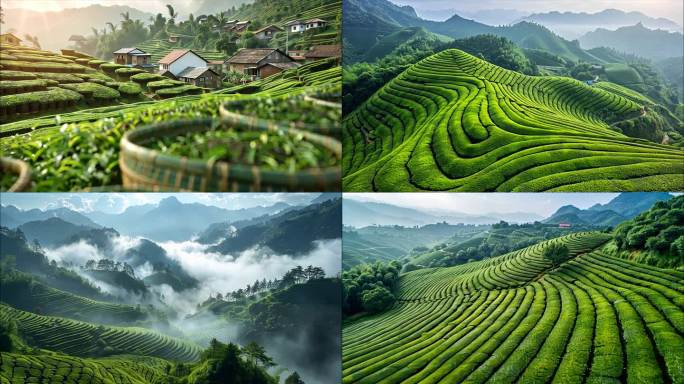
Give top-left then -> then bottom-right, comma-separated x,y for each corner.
0,193 -> 342,384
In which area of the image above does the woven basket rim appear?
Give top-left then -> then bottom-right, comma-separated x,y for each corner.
120,117 -> 341,177
0,156 -> 31,192
219,95 -> 341,132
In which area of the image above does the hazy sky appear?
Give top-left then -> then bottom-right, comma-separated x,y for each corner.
391,0 -> 683,24
345,193 -> 622,217
1,193 -> 327,214
2,0 -> 196,14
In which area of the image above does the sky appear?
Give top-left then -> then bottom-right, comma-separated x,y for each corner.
391,0 -> 683,24
2,0 -> 195,14
0,193 -> 327,214
345,193 -> 622,217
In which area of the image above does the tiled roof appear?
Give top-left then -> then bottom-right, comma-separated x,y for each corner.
227,48 -> 290,64
253,24 -> 284,34
258,62 -> 300,70
113,47 -> 143,54
177,66 -> 218,79
304,44 -> 341,58
158,49 -> 207,65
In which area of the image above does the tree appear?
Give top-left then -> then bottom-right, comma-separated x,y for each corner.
361,286 -> 395,313
242,342 -> 274,368
166,4 -> 178,25
542,243 -> 570,266
285,371 -> 305,384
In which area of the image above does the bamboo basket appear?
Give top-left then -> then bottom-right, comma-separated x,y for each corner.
1,157 -> 31,191
219,95 -> 341,137
120,117 -> 341,192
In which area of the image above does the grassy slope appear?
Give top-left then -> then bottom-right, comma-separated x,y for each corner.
342,49 -> 684,192
342,232 -> 684,383
0,303 -> 201,362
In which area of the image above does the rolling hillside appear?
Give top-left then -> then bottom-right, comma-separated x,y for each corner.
0,303 -> 201,362
342,232 -> 684,383
342,49 -> 684,192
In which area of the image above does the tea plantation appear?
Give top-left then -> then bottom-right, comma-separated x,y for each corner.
342,49 -> 684,192
0,56 -> 340,190
342,232 -> 684,383
0,304 -> 201,362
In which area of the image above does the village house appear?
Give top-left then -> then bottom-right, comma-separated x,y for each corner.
304,44 -> 341,62
168,34 -> 180,43
226,48 -> 294,80
257,62 -> 300,79
285,18 -> 327,33
233,21 -> 251,34
0,33 -> 22,46
113,48 -> 152,66
159,70 -> 177,80
305,18 -> 328,30
254,25 -> 283,40
208,60 -> 225,74
285,20 -> 306,33
287,50 -> 307,61
177,67 -> 221,88
158,49 -> 209,77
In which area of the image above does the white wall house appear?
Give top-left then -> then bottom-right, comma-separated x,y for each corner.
286,20 -> 306,33
158,50 -> 208,77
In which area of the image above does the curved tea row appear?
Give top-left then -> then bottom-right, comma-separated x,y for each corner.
342,49 -> 684,191
0,304 -> 201,362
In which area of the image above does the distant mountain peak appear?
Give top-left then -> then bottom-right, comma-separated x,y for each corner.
159,196 -> 182,208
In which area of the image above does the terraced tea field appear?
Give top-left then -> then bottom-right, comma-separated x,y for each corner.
0,304 -> 201,362
0,353 -> 172,384
342,232 -> 684,383
342,49 -> 684,192
0,57 -> 340,190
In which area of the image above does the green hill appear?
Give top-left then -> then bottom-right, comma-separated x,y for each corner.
0,45 -> 154,124
408,223 -> 598,268
0,303 -> 201,362
579,23 -> 684,61
342,49 -> 684,192
342,231 -> 684,383
606,195 -> 684,269
0,269 -> 157,327
343,223 -> 485,269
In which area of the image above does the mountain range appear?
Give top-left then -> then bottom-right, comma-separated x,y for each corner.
343,199 -> 543,228
545,192 -> 674,226
579,23 -> 684,60
85,196 -> 292,241
519,9 -> 681,39
344,0 -> 604,64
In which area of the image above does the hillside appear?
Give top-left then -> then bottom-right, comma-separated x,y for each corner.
342,49 -> 684,192
607,195 -> 684,269
408,222 -> 598,268
344,0 -> 603,63
579,23 -> 684,60
0,44 -> 154,124
0,303 -> 201,361
342,231 -> 684,383
343,223 -> 484,268
209,198 -> 341,255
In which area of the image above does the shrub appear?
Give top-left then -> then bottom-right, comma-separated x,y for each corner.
361,286 -> 395,313
543,243 -> 570,266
